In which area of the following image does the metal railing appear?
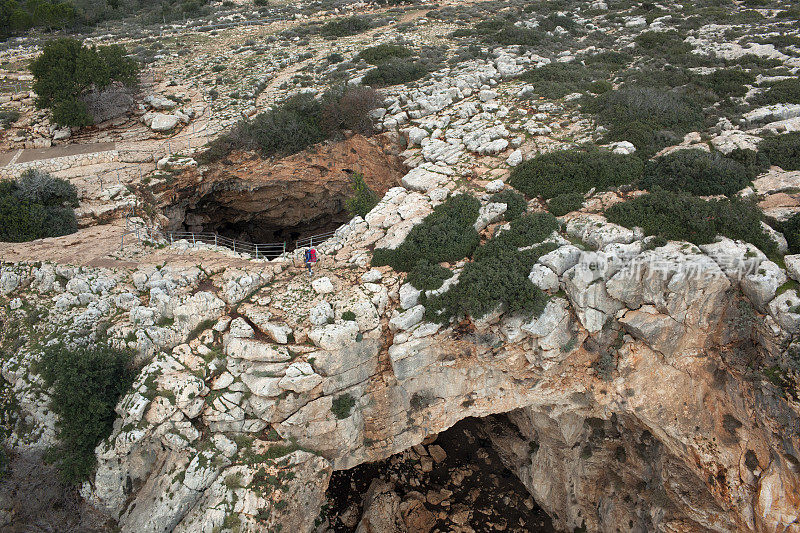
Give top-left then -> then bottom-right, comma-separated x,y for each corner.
167,231 -> 286,259
165,228 -> 339,259
295,230 -> 337,249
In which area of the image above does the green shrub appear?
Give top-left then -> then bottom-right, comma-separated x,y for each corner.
699,69 -> 754,97
0,109 -> 20,129
605,189 -> 776,254
407,259 -> 452,291
519,63 -> 607,100
320,16 -> 372,37
202,86 -> 381,162
15,169 -> 79,207
508,149 -> 643,199
490,189 -> 527,220
639,149 -> 752,196
474,212 -> 559,261
341,311 -> 356,321
759,133 -> 800,171
752,78 -> 800,106
345,172 -> 379,219
548,192 -> 584,216
635,30 -> 693,57
39,343 -> 135,483
0,171 -> 78,242
463,17 -> 545,46
726,148 -> 770,178
424,229 -> 557,324
372,194 -> 480,272
357,44 -> 413,64
30,38 -> 139,127
362,59 -> 428,87
779,213 -> 800,254
584,51 -> 632,68
583,87 -> 705,157
331,393 -> 356,419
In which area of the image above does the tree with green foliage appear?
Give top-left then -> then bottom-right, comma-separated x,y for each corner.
30,38 -> 138,127
345,172 -> 379,219
39,343 -> 135,483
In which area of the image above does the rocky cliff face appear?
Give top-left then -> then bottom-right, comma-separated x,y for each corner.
160,133 -> 407,242
2,189 -> 799,532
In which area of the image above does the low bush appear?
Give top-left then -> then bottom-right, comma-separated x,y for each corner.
39,343 -> 135,483
455,17 -> 545,46
424,214 -> 559,323
320,16 -> 373,37
584,51 -> 633,68
345,172 -> 379,219
362,59 -> 428,87
726,148 -> 770,178
0,170 -> 78,242
508,149 -> 643,199
201,86 -> 382,162
0,109 -> 20,129
342,311 -> 356,321
752,78 -> 800,106
357,44 -> 413,64
331,393 -> 356,419
474,212 -> 559,261
699,69 -> 755,97
372,194 -> 480,272
582,87 -> 705,157
548,192 -> 584,216
779,213 -> 800,254
489,189 -> 527,220
639,149 -> 753,196
759,133 -> 800,171
519,63 -> 607,100
407,259 -> 453,291
14,168 -> 79,207
605,189 -> 777,254
634,30 -> 693,57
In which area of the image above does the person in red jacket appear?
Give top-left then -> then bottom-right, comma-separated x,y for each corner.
304,247 -> 318,278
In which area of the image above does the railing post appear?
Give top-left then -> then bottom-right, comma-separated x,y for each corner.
192,233 -> 196,245
214,234 -> 218,247
255,245 -> 258,259
233,240 -> 236,254
283,242 -> 286,255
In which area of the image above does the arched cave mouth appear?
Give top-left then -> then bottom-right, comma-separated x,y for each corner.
180,201 -> 352,249
321,416 -> 557,532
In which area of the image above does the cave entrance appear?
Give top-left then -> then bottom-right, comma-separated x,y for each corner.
321,417 -> 556,532
188,206 -> 351,250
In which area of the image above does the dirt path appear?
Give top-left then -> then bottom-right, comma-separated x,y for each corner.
0,141 -> 116,168
0,222 -> 265,272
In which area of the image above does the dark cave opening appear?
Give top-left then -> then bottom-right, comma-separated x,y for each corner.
194,210 -> 351,248
322,417 -> 557,533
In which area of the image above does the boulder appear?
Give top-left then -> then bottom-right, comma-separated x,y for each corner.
149,113 -> 180,132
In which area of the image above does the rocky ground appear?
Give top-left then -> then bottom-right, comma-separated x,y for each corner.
2,0 -> 800,532
323,417 -> 555,533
